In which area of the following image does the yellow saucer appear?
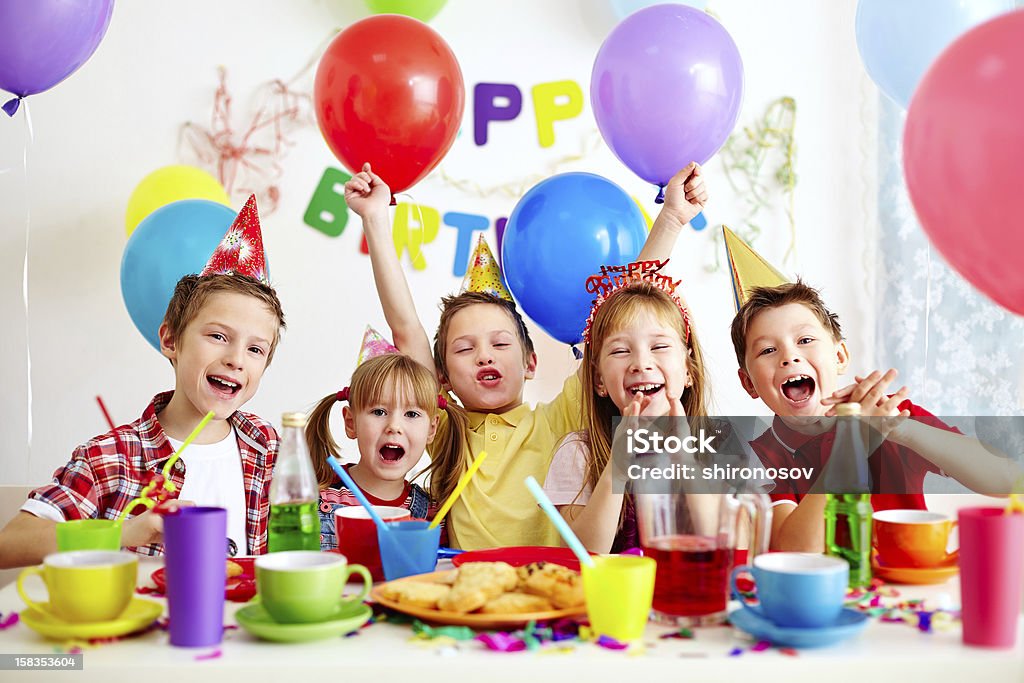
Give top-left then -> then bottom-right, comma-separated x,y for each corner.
872,559 -> 958,585
20,598 -> 164,640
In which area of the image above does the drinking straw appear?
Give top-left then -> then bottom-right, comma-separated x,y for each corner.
429,450 -> 488,530
95,395 -> 116,433
118,411 -> 215,521
524,475 -> 595,568
326,455 -> 387,530
1007,475 -> 1024,515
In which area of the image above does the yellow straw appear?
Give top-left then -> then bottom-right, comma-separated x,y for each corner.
117,411 -> 215,521
1007,475 -> 1024,515
428,450 -> 488,530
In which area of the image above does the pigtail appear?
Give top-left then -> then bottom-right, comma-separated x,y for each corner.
421,397 -> 470,508
306,392 -> 344,489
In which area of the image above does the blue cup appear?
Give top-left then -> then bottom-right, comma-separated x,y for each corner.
378,521 -> 441,581
730,553 -> 848,628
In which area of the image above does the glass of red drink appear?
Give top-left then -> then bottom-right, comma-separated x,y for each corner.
636,492 -> 771,625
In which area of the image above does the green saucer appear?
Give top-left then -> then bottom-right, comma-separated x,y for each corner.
235,601 -> 372,643
20,598 -> 163,640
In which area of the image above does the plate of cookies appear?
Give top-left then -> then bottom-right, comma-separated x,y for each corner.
371,560 -> 587,628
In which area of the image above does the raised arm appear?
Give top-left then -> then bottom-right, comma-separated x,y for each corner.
637,162 -> 708,262
344,163 -> 435,372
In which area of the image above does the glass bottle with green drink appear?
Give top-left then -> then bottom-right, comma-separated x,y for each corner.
268,412 -> 320,552
824,402 -> 873,588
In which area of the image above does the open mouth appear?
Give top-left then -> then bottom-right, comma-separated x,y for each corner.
476,369 -> 502,384
207,375 -> 241,396
627,382 -> 664,396
780,374 -> 816,404
379,444 -> 405,462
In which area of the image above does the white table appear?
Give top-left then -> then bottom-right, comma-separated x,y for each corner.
1,558 -> 1021,682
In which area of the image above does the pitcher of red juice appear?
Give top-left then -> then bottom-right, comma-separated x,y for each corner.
636,491 -> 771,625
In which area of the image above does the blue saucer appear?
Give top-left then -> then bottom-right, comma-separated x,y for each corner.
728,607 -> 869,649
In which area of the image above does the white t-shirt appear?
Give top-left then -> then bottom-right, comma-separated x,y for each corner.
170,429 -> 249,556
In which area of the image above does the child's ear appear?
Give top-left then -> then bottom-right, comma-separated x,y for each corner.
835,341 -> 850,375
427,414 -> 439,444
523,352 -> 538,381
342,406 -> 357,439
738,368 -> 759,399
158,322 -> 177,363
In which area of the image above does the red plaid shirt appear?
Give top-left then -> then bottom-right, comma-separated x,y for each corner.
27,391 -> 278,556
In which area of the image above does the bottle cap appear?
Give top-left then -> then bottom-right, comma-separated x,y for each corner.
834,403 -> 862,416
281,412 -> 307,427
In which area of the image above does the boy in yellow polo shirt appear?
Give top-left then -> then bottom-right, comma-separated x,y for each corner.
344,163 -> 707,548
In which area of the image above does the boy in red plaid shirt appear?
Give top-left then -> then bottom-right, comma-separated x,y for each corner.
0,197 -> 286,567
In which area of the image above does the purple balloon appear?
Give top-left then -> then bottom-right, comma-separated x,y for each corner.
0,0 -> 114,115
592,4 -> 743,193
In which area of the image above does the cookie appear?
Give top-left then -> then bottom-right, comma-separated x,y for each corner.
226,560 -> 244,578
378,581 -> 452,610
522,563 -> 585,609
437,562 -> 519,613
480,592 -> 555,614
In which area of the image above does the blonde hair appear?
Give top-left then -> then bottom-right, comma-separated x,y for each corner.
306,354 -> 467,504
580,283 -> 711,523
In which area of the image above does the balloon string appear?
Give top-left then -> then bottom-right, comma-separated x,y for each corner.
20,103 -> 35,473
923,243 -> 932,405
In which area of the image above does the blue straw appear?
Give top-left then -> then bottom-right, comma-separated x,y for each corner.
326,456 -> 388,531
524,476 -> 595,568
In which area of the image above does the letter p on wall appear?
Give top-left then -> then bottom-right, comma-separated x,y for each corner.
532,80 -> 583,148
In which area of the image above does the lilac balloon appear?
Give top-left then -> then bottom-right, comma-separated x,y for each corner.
592,4 -> 743,194
0,0 -> 115,115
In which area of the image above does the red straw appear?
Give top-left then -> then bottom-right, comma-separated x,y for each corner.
96,395 -> 116,433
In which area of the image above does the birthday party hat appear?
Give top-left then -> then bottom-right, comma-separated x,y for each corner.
723,226 -> 788,312
201,194 -> 269,284
460,234 -> 512,301
356,326 -> 400,366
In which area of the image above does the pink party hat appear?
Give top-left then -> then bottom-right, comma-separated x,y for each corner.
201,194 -> 269,284
460,234 -> 512,301
357,326 -> 400,366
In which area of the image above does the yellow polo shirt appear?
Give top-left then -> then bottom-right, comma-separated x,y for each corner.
434,374 -> 583,550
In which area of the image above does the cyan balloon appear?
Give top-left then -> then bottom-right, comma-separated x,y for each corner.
502,173 -> 648,345
610,0 -> 708,20
855,0 -> 1013,108
121,200 -> 237,350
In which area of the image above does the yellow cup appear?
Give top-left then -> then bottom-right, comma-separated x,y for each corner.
17,551 -> 137,623
581,555 -> 656,642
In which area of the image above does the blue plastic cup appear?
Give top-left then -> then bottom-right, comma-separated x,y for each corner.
378,521 -> 441,581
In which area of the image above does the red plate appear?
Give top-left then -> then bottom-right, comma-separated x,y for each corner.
150,557 -> 256,602
452,546 -> 589,571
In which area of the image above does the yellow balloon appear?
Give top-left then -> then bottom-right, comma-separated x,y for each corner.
125,165 -> 231,237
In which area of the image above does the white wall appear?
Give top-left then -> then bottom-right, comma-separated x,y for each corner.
0,0 -> 877,486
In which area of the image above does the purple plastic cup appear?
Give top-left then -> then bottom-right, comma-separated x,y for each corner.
163,507 -> 227,647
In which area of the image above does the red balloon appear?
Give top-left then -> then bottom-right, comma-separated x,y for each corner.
904,10 -> 1024,315
314,15 -> 464,196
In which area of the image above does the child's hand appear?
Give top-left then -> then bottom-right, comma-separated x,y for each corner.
623,390 -> 652,418
822,369 -> 910,436
659,162 -> 708,227
343,162 -> 392,218
665,374 -> 688,417
120,499 -> 195,548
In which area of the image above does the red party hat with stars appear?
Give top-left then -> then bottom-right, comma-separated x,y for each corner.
201,194 -> 269,284
356,326 -> 400,366
460,234 -> 512,301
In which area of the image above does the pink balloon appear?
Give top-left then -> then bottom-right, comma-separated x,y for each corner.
904,9 -> 1024,315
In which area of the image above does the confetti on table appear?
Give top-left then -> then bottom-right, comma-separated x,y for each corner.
0,613 -> 19,630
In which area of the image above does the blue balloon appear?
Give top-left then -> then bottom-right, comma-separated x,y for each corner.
502,173 -> 647,345
609,0 -> 707,20
121,200 -> 237,350
855,0 -> 1013,108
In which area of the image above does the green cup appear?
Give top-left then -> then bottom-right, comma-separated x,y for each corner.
255,551 -> 371,624
55,520 -> 122,552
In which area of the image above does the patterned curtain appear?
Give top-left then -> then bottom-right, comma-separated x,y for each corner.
875,97 -> 1024,417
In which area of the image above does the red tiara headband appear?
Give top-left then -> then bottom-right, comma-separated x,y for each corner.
581,259 -> 691,345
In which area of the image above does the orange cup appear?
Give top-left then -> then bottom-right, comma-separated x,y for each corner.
873,509 -> 958,568
334,506 -> 411,581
